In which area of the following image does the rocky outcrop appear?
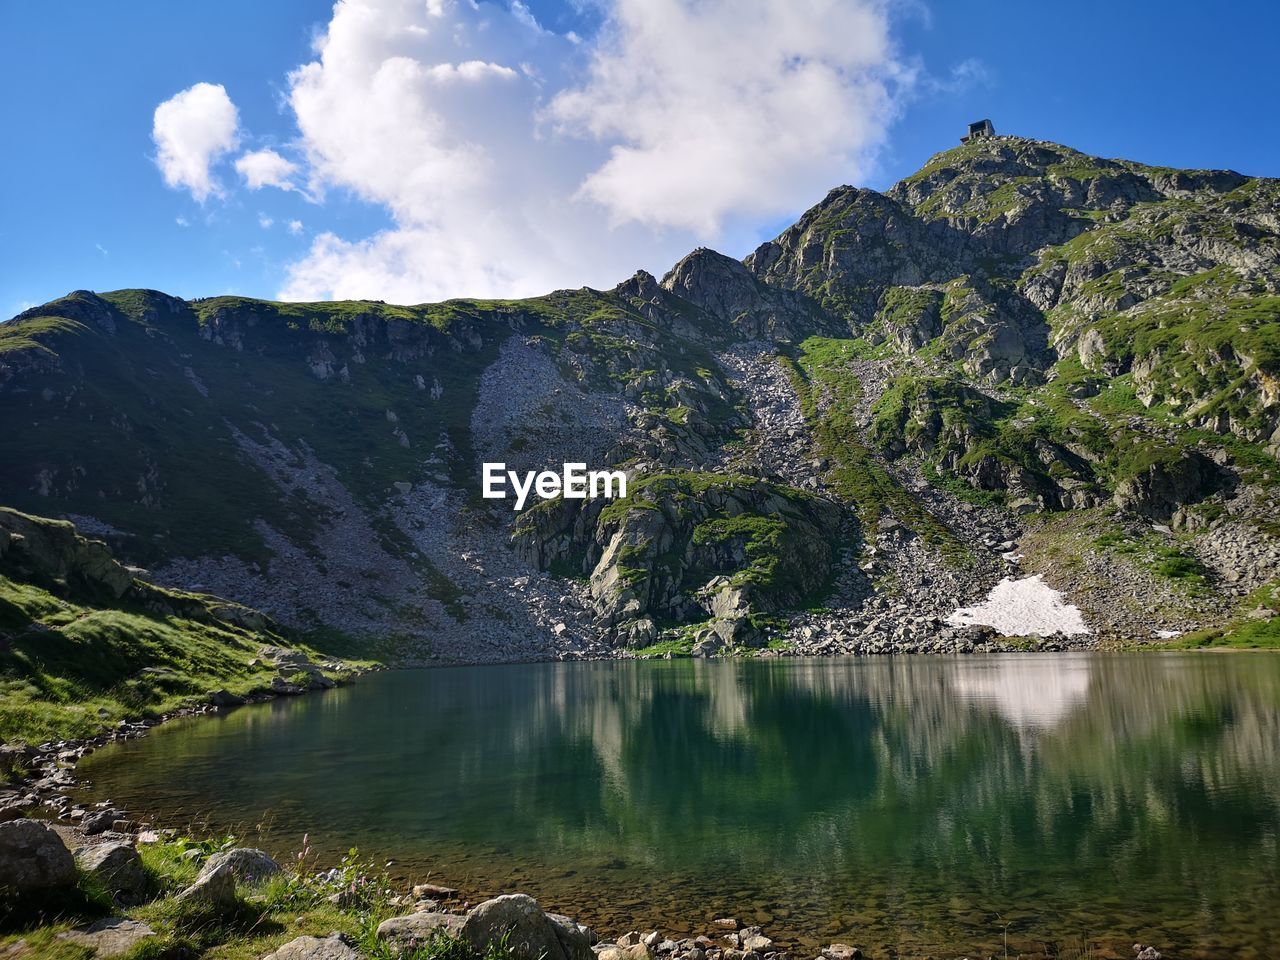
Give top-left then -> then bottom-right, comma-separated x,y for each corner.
869,377 -> 1102,512
1113,450 -> 1227,521
11,290 -> 122,335
745,186 -> 971,324
516,473 -> 844,643
0,507 -> 134,599
661,248 -> 833,340
55,917 -> 156,957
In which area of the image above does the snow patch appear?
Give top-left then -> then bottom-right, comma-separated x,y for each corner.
946,575 -> 1090,637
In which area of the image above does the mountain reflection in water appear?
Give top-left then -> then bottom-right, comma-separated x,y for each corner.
76,653 -> 1280,958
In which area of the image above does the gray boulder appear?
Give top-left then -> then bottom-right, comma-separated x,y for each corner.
691,636 -> 724,658
465,894 -> 592,960
199,847 -> 281,886
76,841 -> 147,902
548,912 -> 597,960
56,918 -> 154,957
0,819 -> 76,892
377,912 -> 466,953
266,933 -> 361,960
175,859 -> 237,910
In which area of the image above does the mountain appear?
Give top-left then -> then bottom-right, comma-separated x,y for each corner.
2,133 -> 1278,659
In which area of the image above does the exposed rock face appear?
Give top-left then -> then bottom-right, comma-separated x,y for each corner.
0,819 -> 76,893
0,507 -> 134,600
661,248 -> 832,340
1113,450 -> 1226,520
747,187 -> 959,323
516,474 -> 844,642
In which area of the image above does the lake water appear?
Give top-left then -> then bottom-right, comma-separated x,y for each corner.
75,654 -> 1280,958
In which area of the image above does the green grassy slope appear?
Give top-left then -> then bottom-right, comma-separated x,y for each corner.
0,506 -> 359,743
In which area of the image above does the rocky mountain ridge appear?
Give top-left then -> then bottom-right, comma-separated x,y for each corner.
2,134 -> 1278,659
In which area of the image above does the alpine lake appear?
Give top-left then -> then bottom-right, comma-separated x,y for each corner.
74,653 -> 1280,959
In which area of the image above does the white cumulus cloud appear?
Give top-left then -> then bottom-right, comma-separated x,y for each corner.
152,82 -> 240,202
236,148 -> 301,191
549,0 -> 902,233
268,0 -> 909,302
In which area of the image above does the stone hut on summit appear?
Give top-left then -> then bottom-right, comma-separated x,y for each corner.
961,119 -> 995,143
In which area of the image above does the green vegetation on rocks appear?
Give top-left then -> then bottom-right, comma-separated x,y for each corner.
0,507 -> 359,743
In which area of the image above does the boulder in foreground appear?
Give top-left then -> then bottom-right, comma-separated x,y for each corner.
266,933 -> 361,960
55,918 -> 155,957
0,819 -> 76,893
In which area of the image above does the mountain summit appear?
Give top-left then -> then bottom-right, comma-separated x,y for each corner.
3,135 -> 1278,659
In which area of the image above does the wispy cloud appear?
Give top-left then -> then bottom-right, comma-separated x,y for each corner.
236,148 -> 301,192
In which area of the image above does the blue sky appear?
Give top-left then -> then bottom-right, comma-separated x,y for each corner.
3,0 -> 1278,316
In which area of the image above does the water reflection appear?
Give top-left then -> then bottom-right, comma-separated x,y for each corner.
947,655 -> 1093,729
77,654 -> 1280,957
